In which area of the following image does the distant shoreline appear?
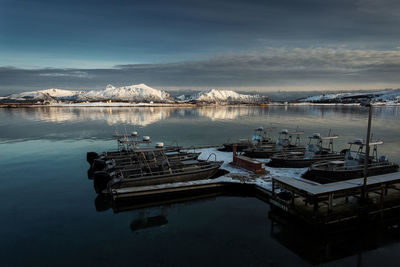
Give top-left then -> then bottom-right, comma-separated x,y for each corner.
1,101 -> 399,108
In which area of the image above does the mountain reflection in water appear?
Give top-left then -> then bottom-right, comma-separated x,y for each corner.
3,105 -> 399,126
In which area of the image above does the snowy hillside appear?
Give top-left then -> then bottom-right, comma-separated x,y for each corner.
81,84 -> 171,102
179,89 -> 265,103
1,88 -> 85,101
0,84 -> 172,103
301,89 -> 400,104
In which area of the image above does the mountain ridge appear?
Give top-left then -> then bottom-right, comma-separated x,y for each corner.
0,84 -> 266,104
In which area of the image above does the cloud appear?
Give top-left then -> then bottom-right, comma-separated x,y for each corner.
1,47 -> 400,94
38,70 -> 90,78
357,0 -> 400,18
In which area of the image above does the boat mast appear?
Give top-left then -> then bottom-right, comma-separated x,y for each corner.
361,102 -> 373,203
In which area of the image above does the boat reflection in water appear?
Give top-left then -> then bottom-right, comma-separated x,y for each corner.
94,192 -> 221,232
130,214 -> 168,232
269,207 -> 400,265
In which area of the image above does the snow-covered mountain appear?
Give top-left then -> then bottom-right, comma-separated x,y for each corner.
300,89 -> 400,104
0,84 -> 172,103
81,84 -> 171,102
178,89 -> 265,103
0,88 -> 85,102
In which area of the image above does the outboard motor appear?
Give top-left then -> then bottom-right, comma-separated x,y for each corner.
93,171 -> 112,194
87,152 -> 99,165
91,159 -> 107,172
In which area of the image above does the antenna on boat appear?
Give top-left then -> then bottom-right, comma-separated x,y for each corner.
123,125 -> 128,138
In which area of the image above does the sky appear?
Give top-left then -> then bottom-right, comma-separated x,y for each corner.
1,0 -> 400,94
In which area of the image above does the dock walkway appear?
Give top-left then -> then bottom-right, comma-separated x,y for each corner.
271,172 -> 400,225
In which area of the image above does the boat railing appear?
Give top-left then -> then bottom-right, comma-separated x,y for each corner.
206,153 -> 217,162
119,159 -> 214,173
124,162 -> 218,180
312,160 -> 396,171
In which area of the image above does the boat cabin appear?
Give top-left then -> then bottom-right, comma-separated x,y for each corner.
275,129 -> 304,151
304,133 -> 339,159
344,139 -> 385,166
252,126 -> 275,144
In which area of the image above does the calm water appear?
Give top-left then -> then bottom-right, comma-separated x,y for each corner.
1,105 -> 400,266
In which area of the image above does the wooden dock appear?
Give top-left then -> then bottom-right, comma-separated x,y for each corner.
270,172 -> 400,225
105,167 -> 400,226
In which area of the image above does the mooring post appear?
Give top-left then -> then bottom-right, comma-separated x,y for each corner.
272,180 -> 275,196
291,190 -> 295,207
328,193 -> 333,213
361,103 -> 372,203
380,184 -> 385,219
313,197 -> 319,215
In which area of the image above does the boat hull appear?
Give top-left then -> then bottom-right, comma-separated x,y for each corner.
108,162 -> 223,189
302,163 -> 399,184
268,154 -> 344,168
218,143 -> 251,152
244,147 -> 305,159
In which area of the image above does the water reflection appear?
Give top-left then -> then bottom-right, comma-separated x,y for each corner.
269,208 -> 400,265
1,105 -> 399,126
95,189 -> 400,266
2,105 -> 399,161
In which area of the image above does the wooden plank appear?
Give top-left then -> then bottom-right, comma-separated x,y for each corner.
112,182 -> 227,199
273,172 -> 400,197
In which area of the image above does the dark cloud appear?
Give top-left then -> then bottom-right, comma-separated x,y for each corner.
1,47 -> 400,94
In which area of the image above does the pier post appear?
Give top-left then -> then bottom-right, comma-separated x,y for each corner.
291,190 -> 295,207
361,103 -> 372,203
272,180 -> 275,196
328,193 -> 333,213
313,197 -> 319,215
380,184 -> 385,219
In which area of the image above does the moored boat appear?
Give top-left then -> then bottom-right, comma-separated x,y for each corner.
268,133 -> 344,168
92,147 -> 224,193
89,149 -> 201,175
87,131 -> 181,165
106,160 -> 223,190
302,139 -> 399,183
243,129 -> 305,158
218,127 -> 275,152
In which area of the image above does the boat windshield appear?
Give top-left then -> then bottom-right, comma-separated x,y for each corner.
252,134 -> 261,143
306,144 -> 320,153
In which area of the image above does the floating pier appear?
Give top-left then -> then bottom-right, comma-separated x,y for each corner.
96,147 -> 400,227
270,172 -> 400,226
